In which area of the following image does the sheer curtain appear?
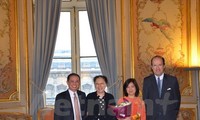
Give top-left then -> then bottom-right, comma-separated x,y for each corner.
30,0 -> 62,119
85,0 -> 120,98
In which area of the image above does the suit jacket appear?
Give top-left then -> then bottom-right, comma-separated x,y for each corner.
54,90 -> 86,120
142,74 -> 181,120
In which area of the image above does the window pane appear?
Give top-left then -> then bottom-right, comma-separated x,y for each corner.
80,57 -> 101,95
79,11 -> 96,56
51,59 -> 72,71
46,59 -> 71,105
54,12 -> 71,57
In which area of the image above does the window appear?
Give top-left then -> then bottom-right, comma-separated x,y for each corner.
45,1 -> 101,106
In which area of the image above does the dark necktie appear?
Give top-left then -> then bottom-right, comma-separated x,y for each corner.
157,77 -> 161,97
74,93 -> 80,120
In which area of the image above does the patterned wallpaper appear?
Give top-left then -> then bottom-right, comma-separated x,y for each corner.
0,0 -> 18,101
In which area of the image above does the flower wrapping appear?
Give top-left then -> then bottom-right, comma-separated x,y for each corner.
109,100 -> 132,118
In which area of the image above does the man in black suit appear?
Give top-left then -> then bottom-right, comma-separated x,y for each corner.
54,73 -> 86,120
142,55 -> 181,120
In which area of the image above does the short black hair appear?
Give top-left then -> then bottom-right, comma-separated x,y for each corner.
151,55 -> 165,66
67,73 -> 80,81
93,75 -> 108,84
123,78 -> 139,97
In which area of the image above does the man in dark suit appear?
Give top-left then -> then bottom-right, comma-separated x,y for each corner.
54,73 -> 87,120
142,55 -> 181,120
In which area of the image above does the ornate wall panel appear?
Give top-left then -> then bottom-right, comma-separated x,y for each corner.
178,106 -> 197,120
133,0 -> 192,97
0,0 -> 19,101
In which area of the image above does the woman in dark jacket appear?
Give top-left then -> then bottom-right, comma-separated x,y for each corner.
86,75 -> 117,120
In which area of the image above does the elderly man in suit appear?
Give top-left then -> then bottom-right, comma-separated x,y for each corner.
142,55 -> 181,120
54,73 -> 86,120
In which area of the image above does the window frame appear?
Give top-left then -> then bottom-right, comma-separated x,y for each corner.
45,1 -> 102,106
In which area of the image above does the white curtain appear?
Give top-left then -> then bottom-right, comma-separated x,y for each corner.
85,0 -> 121,99
30,0 -> 62,119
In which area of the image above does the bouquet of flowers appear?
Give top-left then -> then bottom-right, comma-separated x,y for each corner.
109,99 -> 132,119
